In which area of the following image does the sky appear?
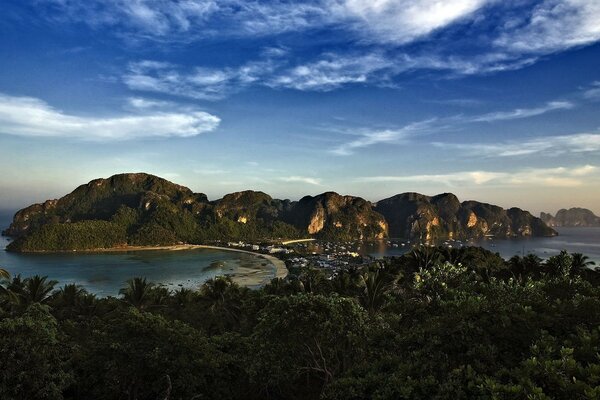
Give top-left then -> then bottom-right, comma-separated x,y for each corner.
0,0 -> 599,215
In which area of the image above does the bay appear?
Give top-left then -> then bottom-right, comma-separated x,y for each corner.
0,215 -> 277,296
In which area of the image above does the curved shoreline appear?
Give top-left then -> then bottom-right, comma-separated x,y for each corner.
13,244 -> 288,281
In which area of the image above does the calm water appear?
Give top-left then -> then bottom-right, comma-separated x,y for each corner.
0,216 -> 276,296
366,227 -> 600,263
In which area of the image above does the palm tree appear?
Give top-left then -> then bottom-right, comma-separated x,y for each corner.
53,283 -> 87,307
571,253 -> 595,274
200,276 -> 242,328
359,267 -> 399,314
20,275 -> 58,305
545,250 -> 573,277
171,287 -> 195,308
0,267 -> 9,280
406,246 -> 443,271
119,277 -> 155,310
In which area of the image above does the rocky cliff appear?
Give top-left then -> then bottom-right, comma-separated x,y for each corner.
3,173 -> 557,252
284,192 -> 387,240
541,208 -> 600,227
375,192 -> 556,240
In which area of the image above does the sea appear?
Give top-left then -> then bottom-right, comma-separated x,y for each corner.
1,210 -> 600,296
0,214 -> 276,296
365,227 -> 600,263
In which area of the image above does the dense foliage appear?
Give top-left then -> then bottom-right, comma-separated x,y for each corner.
8,220 -> 126,251
1,247 -> 600,399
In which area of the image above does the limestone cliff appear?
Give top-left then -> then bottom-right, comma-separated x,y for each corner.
283,192 -> 388,240
541,208 -> 600,227
376,193 -> 556,240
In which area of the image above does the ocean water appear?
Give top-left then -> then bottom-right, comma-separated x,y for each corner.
0,216 -> 276,296
366,227 -> 600,264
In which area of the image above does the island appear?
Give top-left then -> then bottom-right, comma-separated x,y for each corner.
2,173 -> 556,252
541,208 -> 600,227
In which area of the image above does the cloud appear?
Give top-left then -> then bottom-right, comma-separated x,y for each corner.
0,93 -> 220,140
124,56 -> 282,99
357,165 -> 598,187
268,52 -> 395,91
495,0 -> 600,54
331,119 -> 436,155
434,133 -> 600,157
332,0 -> 491,44
279,176 -> 323,186
466,101 -> 575,122
41,0 -> 600,91
583,81 -> 600,100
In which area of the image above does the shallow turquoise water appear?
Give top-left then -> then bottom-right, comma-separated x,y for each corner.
0,217 -> 275,296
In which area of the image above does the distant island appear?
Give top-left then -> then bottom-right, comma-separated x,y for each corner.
541,208 -> 600,227
2,173 -> 556,252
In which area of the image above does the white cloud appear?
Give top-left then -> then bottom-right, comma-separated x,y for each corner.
358,165 -> 598,187
583,81 -> 600,100
124,57 -> 280,99
331,120 -> 436,155
332,0 -> 491,44
467,101 -> 574,122
268,52 -> 395,91
279,176 -> 323,186
0,93 -> 220,140
43,0 -> 600,90
495,0 -> 600,54
434,133 -> 600,157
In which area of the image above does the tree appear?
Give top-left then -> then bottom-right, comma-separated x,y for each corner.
249,294 -> 368,399
199,276 -> 243,333
71,308 -> 236,400
0,304 -> 70,400
359,267 -> 399,314
571,253 -> 595,274
119,277 -> 156,310
20,275 -> 58,305
0,268 -> 16,305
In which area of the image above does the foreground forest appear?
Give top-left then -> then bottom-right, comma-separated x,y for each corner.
1,247 -> 600,400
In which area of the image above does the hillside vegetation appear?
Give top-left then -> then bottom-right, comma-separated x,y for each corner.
3,173 -> 556,252
1,247 -> 599,399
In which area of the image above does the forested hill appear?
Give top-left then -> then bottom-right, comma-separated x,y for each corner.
3,173 -> 555,252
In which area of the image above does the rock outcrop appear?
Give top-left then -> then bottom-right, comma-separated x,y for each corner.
375,193 -> 556,240
541,208 -> 600,227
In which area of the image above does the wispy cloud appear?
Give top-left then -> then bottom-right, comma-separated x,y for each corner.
466,101 -> 575,122
279,176 -> 323,186
330,99 -> 579,155
330,0 -> 491,44
267,52 -> 395,91
331,120 -> 436,155
494,0 -> 600,54
0,93 -> 220,140
434,133 -> 600,157
358,165 -> 598,187
123,54 -> 283,99
41,0 -> 600,93
583,81 -> 600,100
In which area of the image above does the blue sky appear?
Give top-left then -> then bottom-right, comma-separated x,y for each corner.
0,0 -> 599,214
